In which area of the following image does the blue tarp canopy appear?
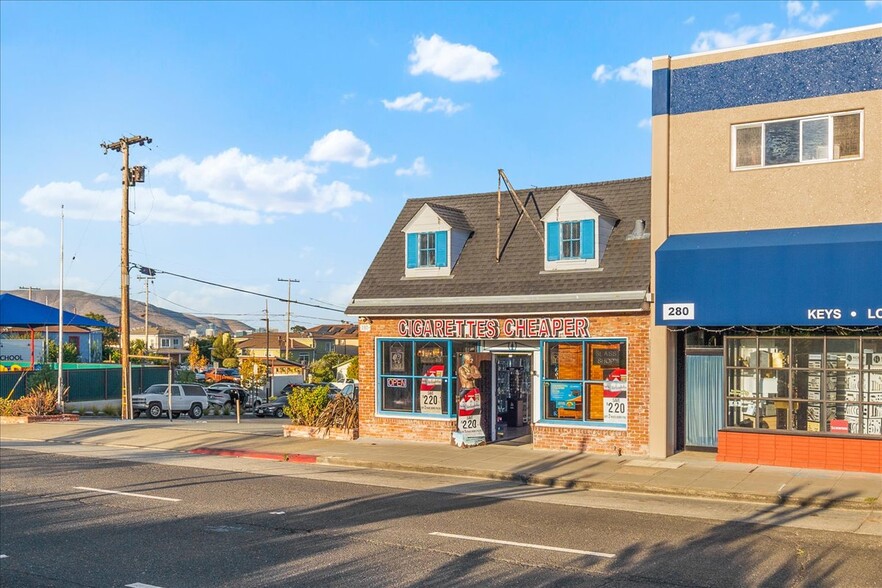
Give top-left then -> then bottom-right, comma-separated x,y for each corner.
655,223 -> 882,327
0,293 -> 114,329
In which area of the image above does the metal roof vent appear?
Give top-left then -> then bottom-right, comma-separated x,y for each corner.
626,219 -> 649,240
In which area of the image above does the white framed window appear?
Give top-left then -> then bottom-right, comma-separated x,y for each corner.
732,110 -> 862,170
418,232 -> 436,267
561,221 -> 581,259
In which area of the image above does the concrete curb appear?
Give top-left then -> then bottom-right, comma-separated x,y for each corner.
187,447 -> 880,511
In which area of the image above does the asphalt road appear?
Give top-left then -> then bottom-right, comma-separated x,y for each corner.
1,448 -> 880,588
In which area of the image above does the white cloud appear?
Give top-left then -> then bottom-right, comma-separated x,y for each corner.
408,34 -> 500,82
21,180 -> 263,225
382,92 -> 432,112
0,222 -> 46,247
0,249 -> 37,267
683,16 -> 696,25
429,97 -> 466,115
637,118 -> 652,129
693,2 -> 834,53
868,0 -> 882,8
382,92 -> 466,115
19,139 -> 375,228
307,130 -> 394,168
592,57 -> 652,88
395,157 -> 430,177
94,172 -> 111,183
156,146 -> 373,214
691,24 -> 775,52
787,1 -> 833,29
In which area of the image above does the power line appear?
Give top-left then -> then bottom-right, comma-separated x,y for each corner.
132,264 -> 344,313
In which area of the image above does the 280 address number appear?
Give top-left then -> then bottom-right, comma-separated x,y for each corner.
662,303 -> 695,320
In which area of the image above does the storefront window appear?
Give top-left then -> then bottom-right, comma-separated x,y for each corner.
377,339 -> 455,416
725,335 -> 882,436
543,340 -> 627,427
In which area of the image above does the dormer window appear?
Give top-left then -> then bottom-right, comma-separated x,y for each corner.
542,191 -> 615,271
402,203 -> 471,278
547,220 -> 596,261
407,231 -> 448,268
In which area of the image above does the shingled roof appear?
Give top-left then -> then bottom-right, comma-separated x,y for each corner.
346,177 -> 651,317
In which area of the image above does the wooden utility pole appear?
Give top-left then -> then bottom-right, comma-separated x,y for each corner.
101,135 -> 151,420
277,277 -> 299,361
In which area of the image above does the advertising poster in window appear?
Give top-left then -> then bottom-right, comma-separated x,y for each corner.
602,368 -> 628,426
420,365 -> 444,414
458,388 -> 483,439
549,382 -> 582,419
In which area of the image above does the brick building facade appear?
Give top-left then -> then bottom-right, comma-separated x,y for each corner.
348,177 -> 653,454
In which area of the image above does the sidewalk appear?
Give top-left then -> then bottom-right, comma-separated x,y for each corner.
1,419 -> 879,510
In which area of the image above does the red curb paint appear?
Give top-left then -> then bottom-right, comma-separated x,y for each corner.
189,447 -> 318,463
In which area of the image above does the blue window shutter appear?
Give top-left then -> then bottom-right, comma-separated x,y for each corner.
406,233 -> 418,268
580,219 -> 596,259
435,231 -> 448,267
546,222 -> 561,261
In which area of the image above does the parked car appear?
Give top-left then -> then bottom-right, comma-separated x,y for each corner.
328,382 -> 358,400
205,383 -> 262,411
254,383 -> 318,418
132,384 -> 209,419
253,395 -> 288,418
204,368 -> 240,384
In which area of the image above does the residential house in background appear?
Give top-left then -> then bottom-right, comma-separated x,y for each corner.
130,327 -> 188,363
236,332 -> 315,366
307,324 -> 359,358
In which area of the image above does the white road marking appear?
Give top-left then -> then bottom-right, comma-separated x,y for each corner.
0,554 -> 8,558
429,532 -> 616,558
126,583 -> 165,588
74,487 -> 181,502
270,511 -> 286,515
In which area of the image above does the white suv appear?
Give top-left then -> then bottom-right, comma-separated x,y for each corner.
132,384 -> 209,419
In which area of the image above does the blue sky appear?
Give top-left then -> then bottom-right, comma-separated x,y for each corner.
1,1 -> 879,331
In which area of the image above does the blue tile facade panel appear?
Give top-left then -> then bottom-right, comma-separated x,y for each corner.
652,67 -> 671,116
661,37 -> 881,115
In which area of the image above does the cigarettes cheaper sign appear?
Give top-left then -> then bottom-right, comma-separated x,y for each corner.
397,317 -> 590,339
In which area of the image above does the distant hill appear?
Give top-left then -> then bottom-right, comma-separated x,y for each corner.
3,289 -> 253,336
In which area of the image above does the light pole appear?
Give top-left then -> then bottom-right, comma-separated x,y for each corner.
277,277 -> 299,361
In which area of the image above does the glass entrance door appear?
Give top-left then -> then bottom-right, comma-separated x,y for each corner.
494,354 -> 532,441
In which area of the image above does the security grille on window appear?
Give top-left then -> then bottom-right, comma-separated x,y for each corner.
732,111 -> 862,169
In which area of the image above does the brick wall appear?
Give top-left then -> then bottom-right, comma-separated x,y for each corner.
718,430 -> 881,473
357,313 -> 651,453
532,314 -> 650,455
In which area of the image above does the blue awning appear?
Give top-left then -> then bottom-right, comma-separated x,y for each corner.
655,223 -> 882,327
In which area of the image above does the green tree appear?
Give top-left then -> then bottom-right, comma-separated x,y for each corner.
46,340 -> 79,363
308,352 -> 351,383
211,333 -> 238,364
240,357 -> 267,392
187,340 -> 208,371
108,339 -> 150,364
346,357 -> 359,381
85,312 -> 118,360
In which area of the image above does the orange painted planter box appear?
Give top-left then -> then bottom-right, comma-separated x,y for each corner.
717,430 -> 881,473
